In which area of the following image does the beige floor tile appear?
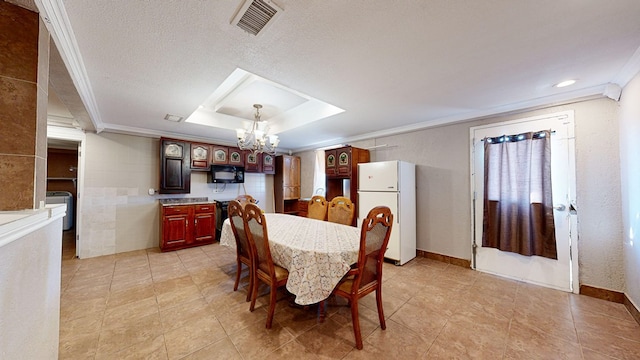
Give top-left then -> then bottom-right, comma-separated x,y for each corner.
59,311 -> 104,341
229,321 -> 296,360
60,296 -> 108,322
268,339 -> 321,359
159,297 -> 216,332
95,334 -> 167,360
511,307 -> 579,344
504,318 -> 583,359
295,317 -> 354,358
163,314 -> 227,360
273,302 -> 324,337
101,296 -> 160,330
578,327 -> 640,359
573,308 -> 640,343
424,313 -> 508,359
570,294 -> 636,322
107,282 -> 156,309
357,290 -> 407,319
358,319 -> 429,358
217,299 -> 269,335
156,285 -> 203,309
96,312 -> 164,355
58,331 -> 100,360
59,247 -> 640,360
180,337 -> 243,360
389,301 -> 448,344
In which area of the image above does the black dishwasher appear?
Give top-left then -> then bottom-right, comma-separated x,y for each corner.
215,200 -> 231,241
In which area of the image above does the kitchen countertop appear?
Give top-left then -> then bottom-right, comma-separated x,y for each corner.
159,197 -> 216,206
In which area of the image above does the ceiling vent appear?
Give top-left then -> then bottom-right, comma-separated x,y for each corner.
231,0 -> 282,36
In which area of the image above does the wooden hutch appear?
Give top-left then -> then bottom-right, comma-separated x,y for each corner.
325,145 -> 370,225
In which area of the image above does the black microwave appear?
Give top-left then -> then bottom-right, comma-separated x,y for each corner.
208,165 -> 244,183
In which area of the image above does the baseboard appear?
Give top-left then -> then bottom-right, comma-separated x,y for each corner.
416,250 -> 471,268
624,295 -> 640,326
579,285 -> 625,303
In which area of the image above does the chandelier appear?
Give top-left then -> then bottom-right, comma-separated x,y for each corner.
236,104 -> 280,155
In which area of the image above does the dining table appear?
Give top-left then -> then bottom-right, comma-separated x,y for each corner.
220,213 -> 361,305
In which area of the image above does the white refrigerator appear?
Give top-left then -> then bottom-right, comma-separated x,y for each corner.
358,160 -> 416,265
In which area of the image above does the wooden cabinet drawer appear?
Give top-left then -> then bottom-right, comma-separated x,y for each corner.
195,204 -> 214,213
163,205 -> 190,216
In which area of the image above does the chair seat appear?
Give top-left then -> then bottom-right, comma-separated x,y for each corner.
258,262 -> 289,281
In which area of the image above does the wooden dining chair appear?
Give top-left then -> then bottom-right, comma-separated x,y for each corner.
244,203 -> 289,329
228,200 -> 254,302
235,194 -> 257,208
327,196 -> 355,226
307,195 -> 328,221
331,206 -> 393,350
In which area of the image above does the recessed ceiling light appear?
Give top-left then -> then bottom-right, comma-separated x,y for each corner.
164,114 -> 184,122
555,79 -> 576,88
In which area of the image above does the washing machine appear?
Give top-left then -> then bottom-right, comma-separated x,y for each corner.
46,191 -> 73,230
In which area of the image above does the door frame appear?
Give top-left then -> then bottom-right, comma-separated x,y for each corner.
468,110 -> 579,293
48,125 -> 86,258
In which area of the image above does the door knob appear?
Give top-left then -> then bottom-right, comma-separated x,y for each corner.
553,204 -> 566,211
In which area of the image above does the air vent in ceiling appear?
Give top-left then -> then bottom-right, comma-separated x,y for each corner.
231,0 -> 282,36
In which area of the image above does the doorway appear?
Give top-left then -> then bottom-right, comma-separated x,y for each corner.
470,111 -> 578,292
47,126 -> 85,259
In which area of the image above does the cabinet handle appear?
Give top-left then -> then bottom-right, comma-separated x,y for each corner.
195,219 -> 198,226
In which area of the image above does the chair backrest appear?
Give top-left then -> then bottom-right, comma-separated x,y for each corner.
243,203 -> 277,278
228,200 -> 251,262
307,195 -> 328,220
327,196 -> 355,225
235,194 -> 257,208
352,206 -> 393,291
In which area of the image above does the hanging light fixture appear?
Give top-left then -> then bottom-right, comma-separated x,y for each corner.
236,104 -> 280,155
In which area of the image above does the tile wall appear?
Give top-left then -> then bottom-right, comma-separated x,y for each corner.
0,2 -> 48,210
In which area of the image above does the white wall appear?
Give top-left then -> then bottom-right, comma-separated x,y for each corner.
296,97 -> 624,292
79,132 -> 272,258
619,72 -> 640,309
0,211 -> 63,359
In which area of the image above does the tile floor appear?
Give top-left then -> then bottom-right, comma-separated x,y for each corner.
58,233 -> 640,359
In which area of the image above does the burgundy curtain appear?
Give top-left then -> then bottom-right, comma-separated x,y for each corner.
482,130 -> 557,260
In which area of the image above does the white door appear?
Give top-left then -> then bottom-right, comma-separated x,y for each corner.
358,191 -> 400,261
471,111 -> 577,292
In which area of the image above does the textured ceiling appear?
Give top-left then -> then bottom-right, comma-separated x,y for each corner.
40,0 -> 640,151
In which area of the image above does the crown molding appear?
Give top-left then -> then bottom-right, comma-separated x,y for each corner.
292,85 -> 607,153
612,45 -> 640,88
35,0 -> 103,132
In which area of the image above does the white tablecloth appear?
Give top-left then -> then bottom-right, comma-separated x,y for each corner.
220,213 -> 360,305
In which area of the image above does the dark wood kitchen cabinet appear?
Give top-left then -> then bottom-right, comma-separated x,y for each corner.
211,146 -> 229,165
160,138 -> 191,194
244,151 -> 262,173
228,147 -> 244,166
160,203 -> 216,251
262,153 -> 276,174
190,143 -> 210,170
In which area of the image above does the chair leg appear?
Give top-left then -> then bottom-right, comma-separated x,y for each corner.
233,259 -> 242,291
350,298 -> 363,350
245,265 -> 253,302
266,285 -> 278,329
318,300 -> 326,323
375,287 -> 386,330
250,276 -> 259,312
